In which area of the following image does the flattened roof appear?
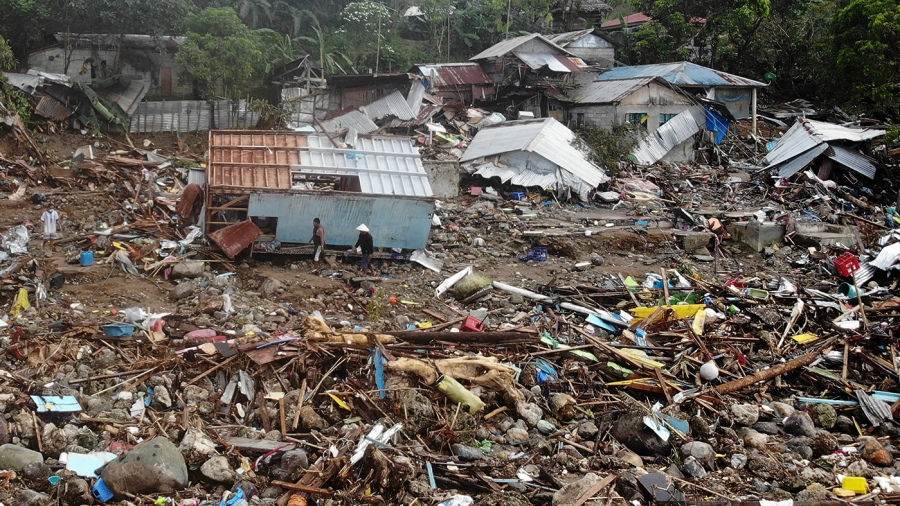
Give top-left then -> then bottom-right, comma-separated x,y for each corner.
571,77 -> 659,103
413,63 -> 493,87
597,61 -> 766,87
469,33 -> 573,61
763,118 -> 885,168
600,12 -> 651,28
460,117 -> 608,188
318,110 -> 378,134
515,52 -> 583,72
547,29 -> 614,48
360,90 -> 417,121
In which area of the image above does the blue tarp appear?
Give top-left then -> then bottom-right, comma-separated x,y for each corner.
705,108 -> 730,145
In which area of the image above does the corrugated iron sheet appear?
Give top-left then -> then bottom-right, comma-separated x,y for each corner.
130,100 -> 259,133
597,61 -> 766,87
827,145 -> 877,179
572,77 -> 656,103
34,93 -> 73,121
359,90 -> 416,121
208,131 -> 305,189
470,33 -> 572,60
248,192 -> 434,249
297,135 -> 433,197
631,107 -> 706,165
776,144 -> 828,177
2,72 -> 43,94
318,110 -> 378,134
460,118 -> 608,199
208,220 -> 263,258
415,63 -> 493,86
471,163 -> 558,190
515,52 -> 577,72
600,12 -> 651,28
387,104 -> 440,129
764,118 -> 885,171
98,79 -> 149,117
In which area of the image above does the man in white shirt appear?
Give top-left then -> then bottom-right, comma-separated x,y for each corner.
41,206 -> 60,239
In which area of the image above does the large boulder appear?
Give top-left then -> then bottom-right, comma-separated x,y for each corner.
0,444 -> 43,471
99,437 -> 188,496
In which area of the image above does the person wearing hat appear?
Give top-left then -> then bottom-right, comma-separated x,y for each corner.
353,224 -> 376,276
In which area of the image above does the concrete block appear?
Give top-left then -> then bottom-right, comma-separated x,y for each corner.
792,221 -> 857,249
730,221 -> 786,252
672,230 -> 714,252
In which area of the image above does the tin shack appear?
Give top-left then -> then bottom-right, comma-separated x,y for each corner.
203,130 -> 435,257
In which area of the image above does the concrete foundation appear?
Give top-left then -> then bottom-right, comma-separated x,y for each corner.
423,160 -> 460,198
671,230 -> 715,253
730,221 -> 786,252
791,221 -> 858,249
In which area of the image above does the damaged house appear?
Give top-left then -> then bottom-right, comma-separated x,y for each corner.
460,117 -> 608,201
469,33 -> 586,120
762,118 -> 885,182
199,130 -> 435,258
410,63 -> 495,104
28,33 -> 191,100
546,29 -> 617,69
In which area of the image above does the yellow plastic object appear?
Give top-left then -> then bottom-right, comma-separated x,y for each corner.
11,288 -> 31,317
792,333 -> 820,344
841,476 -> 869,494
691,309 -> 706,335
630,304 -> 706,320
417,321 -> 433,329
435,375 -> 485,413
327,392 -> 351,410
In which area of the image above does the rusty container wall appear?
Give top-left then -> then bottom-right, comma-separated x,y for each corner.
248,192 -> 434,250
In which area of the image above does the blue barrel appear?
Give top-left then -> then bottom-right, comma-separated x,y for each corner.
80,251 -> 94,266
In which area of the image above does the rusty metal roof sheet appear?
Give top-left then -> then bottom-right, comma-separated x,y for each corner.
597,61 -> 766,87
413,63 -> 493,87
34,93 -> 73,121
360,90 -> 417,121
208,220 -> 263,258
318,110 -> 378,134
208,131 -> 304,189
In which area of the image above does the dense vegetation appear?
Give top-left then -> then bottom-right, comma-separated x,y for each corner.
0,0 -> 896,119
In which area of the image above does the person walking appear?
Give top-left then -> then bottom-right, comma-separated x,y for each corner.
353,224 -> 376,276
310,217 -> 326,271
41,205 -> 60,239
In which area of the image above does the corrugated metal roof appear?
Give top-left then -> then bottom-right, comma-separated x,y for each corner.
600,12 -> 652,28
387,104 -> 440,129
631,107 -> 706,165
407,79 -> 425,114
764,118 -> 885,170
547,29 -> 595,46
516,52 -> 577,72
776,144 -> 827,177
360,90 -> 416,121
597,61 -> 766,87
827,145 -> 877,179
414,63 -> 493,86
208,220 -> 263,258
470,33 -> 572,60
460,118 -> 608,195
98,79 -> 149,117
571,77 -> 657,103
294,135 -> 433,197
2,72 -> 42,94
318,110 -> 378,134
34,93 -> 73,121
471,162 -> 558,190
208,131 -> 304,189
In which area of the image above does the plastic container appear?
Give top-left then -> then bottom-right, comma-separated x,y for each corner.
510,192 -> 525,201
102,323 -> 136,337
92,477 -> 114,502
80,251 -> 94,267
460,316 -> 485,332
520,247 -> 549,262
834,252 -> 861,277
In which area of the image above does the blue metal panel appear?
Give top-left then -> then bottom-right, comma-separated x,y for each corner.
248,193 -> 434,249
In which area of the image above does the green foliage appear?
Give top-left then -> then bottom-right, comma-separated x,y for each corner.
248,97 -> 289,129
833,0 -> 900,118
0,0 -> 50,61
577,126 -> 638,170
0,35 -> 16,71
177,7 -> 264,100
471,439 -> 492,452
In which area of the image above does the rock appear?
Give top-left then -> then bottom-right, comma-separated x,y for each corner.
0,417 -> 8,444
616,450 -> 643,468
737,427 -> 768,449
730,454 -> 747,469
731,403 -> 759,426
752,421 -> 781,435
699,360 -> 719,380
681,456 -> 707,478
480,491 -> 532,506
298,405 -> 326,431
783,411 -> 816,437
807,403 -> 837,429
549,393 -> 577,421
834,415 -> 856,434
451,443 -> 485,461
536,420 -> 556,435
62,477 -> 94,505
576,421 -> 599,440
793,445 -> 813,460
201,455 -> 235,482
272,450 -> 308,481
100,436 -> 188,495
170,282 -> 195,300
172,260 -> 205,278
770,401 -> 795,419
680,441 -> 715,469
861,437 -> 894,466
14,489 -> 52,506
611,412 -> 671,457
151,385 -> 172,409
552,472 -> 603,506
19,461 -> 51,488
260,277 -> 283,296
0,444 -> 43,471
516,402 -> 542,427
846,459 -> 874,478
450,273 -> 492,301
809,430 -> 838,457
590,253 -> 605,266
795,486 -> 831,503
394,315 -> 410,326
689,415 -> 712,438
748,454 -> 784,480
506,428 -> 530,444
179,428 -> 218,464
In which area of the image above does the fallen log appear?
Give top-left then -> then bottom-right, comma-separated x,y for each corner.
713,345 -> 833,395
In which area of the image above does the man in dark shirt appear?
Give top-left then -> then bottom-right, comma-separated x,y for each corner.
310,217 -> 325,271
354,224 -> 376,275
